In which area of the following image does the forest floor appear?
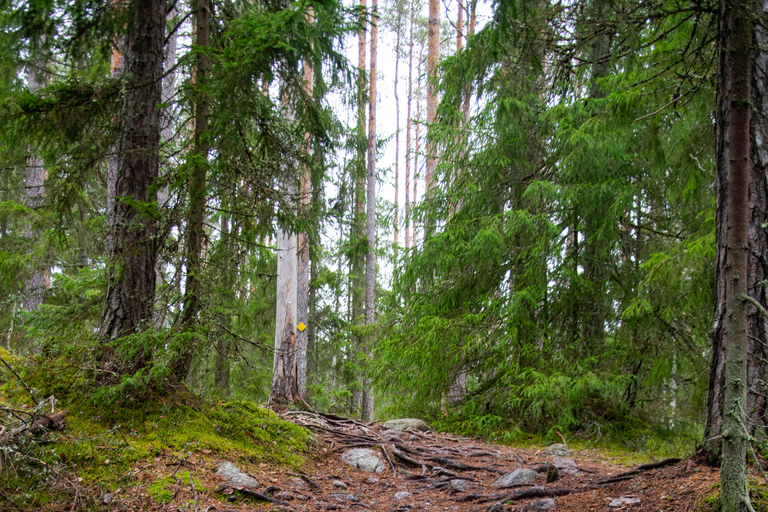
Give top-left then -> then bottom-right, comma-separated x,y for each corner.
115,411 -> 740,512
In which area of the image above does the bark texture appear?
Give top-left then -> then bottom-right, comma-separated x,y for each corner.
297,10 -> 315,399
704,0 -> 768,462
362,0 -> 378,421
425,0 -> 439,198
24,59 -> 48,312
705,1 -> 754,510
100,0 -> 166,357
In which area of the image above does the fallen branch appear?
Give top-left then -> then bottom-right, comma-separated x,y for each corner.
594,457 -> 682,485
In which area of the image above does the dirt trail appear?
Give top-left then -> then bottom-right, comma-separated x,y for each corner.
192,412 -> 720,512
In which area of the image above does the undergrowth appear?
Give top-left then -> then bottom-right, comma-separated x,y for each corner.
0,352 -> 311,511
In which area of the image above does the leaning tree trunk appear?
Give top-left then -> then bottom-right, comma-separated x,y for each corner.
100,0 -> 166,367
704,1 -> 754,511
361,0 -> 379,422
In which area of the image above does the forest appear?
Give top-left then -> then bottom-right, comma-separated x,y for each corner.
0,0 -> 766,510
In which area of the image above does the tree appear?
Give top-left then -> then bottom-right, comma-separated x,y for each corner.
704,1 -> 755,510
425,0 -> 439,201
362,0 -> 379,421
175,0 -> 212,381
99,0 -> 167,369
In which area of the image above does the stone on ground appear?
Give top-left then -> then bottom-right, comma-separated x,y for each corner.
551,456 -> 579,475
394,491 -> 413,500
529,498 -> 557,510
449,479 -> 473,492
216,461 -> 260,488
543,443 -> 572,457
491,467 -> 538,487
333,479 -> 348,489
609,497 -> 641,507
291,477 -> 307,490
382,418 -> 432,431
341,448 -> 386,473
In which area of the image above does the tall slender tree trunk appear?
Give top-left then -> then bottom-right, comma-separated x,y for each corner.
425,0 -> 439,206
412,56 -> 422,249
214,209 -> 231,395
404,1 -> 414,250
362,0 -> 378,421
351,0 -> 368,414
393,4 -> 402,249
297,9 -> 315,400
24,56 -> 48,312
175,0 -> 211,381
100,0 -> 167,364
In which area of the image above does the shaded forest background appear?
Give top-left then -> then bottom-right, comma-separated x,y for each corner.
0,0 -> 765,457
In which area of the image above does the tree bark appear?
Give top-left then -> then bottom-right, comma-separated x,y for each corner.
404,1 -> 413,250
100,0 -> 166,362
362,0 -> 378,421
393,2 -> 402,249
297,8 -> 315,400
24,56 -> 48,312
425,0 -> 439,204
704,1 -> 754,510
352,0 -> 368,414
270,209 -> 300,405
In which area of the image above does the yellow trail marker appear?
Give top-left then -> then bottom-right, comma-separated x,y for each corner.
297,322 -> 306,332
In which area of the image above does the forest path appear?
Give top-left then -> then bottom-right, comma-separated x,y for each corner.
201,412 -> 719,512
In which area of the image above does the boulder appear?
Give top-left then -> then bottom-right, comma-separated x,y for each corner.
449,479 -> 472,492
528,498 -> 557,511
543,444 -> 572,457
341,448 -> 386,473
491,468 -> 538,487
609,497 -> 640,508
382,419 -> 432,432
551,456 -> 579,475
216,461 -> 260,488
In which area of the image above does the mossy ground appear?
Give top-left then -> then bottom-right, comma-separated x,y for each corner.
0,387 -> 311,511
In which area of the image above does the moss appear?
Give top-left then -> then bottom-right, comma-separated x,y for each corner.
0,393 -> 310,510
148,471 -> 202,505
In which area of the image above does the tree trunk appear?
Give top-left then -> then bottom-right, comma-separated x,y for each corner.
24,56 -> 48,312
214,210 -> 231,395
412,55 -> 422,249
393,3 -> 402,249
362,0 -> 378,422
351,0 -> 368,415
175,0 -> 211,381
404,1 -> 413,250
425,0 -> 439,205
704,1 -> 754,511
297,9 -> 315,400
270,211 -> 301,405
100,0 -> 166,363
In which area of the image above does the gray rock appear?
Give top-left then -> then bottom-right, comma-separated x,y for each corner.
609,497 -> 641,508
543,444 -> 572,457
382,419 -> 432,432
551,456 -> 579,475
291,477 -> 308,490
394,491 -> 413,501
367,476 -> 379,484
331,493 -> 360,502
341,448 -> 386,473
491,468 -> 538,487
101,493 -> 113,505
487,502 -> 504,512
333,480 -> 348,490
216,461 -> 260,488
449,479 -> 472,492
528,498 -> 556,511
381,429 -> 404,441
275,492 -> 295,501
